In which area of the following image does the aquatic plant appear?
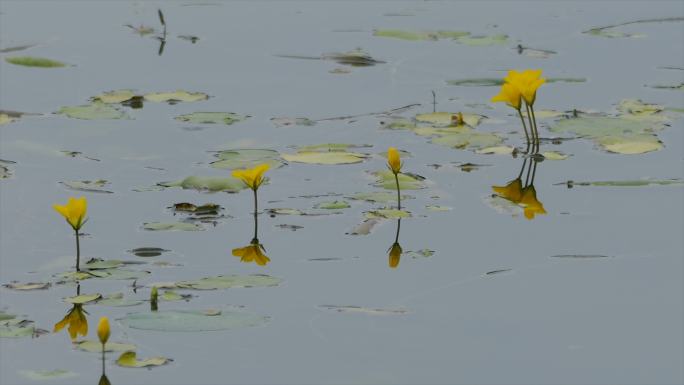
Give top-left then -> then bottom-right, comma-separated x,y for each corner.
53,197 -> 88,271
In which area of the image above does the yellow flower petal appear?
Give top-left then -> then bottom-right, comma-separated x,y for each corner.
97,317 -> 110,345
387,147 -> 401,174
232,164 -> 270,190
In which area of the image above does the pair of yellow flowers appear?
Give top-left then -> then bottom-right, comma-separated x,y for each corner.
491,69 -> 546,110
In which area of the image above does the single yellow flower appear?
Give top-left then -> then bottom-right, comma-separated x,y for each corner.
519,186 -> 547,220
492,178 -> 523,203
53,196 -> 87,230
232,164 -> 270,191
388,242 -> 402,268
505,69 -> 545,106
97,317 -> 110,346
54,304 -> 88,340
491,82 -> 522,110
232,242 -> 270,266
387,147 -> 402,174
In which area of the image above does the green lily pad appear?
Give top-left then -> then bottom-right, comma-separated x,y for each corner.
446,77 -> 586,86
271,117 -> 316,127
92,89 -> 137,104
120,309 -> 268,332
365,209 -> 411,219
372,171 -> 426,190
0,318 -> 35,338
160,290 -> 191,301
456,34 -> 508,46
314,200 -> 350,209
406,249 -> 435,258
19,369 -> 78,380
117,351 -> 170,368
319,305 -> 408,316
0,312 -> 15,321
282,151 -> 367,165
96,293 -> 143,307
88,268 -> 150,280
476,146 -> 515,155
84,258 -> 125,270
414,112 -> 483,127
5,56 -> 67,68
65,293 -> 102,304
347,191 -> 413,203
57,103 -> 128,120
75,340 -> 136,353
174,274 -> 282,290
430,130 -> 504,150
297,143 -> 372,152
175,112 -> 248,125
557,178 -> 683,188
129,247 -> 169,257
158,176 -> 246,192
0,114 -> 16,125
426,205 -> 452,211
210,149 -> 284,170
649,83 -> 684,90
541,151 -> 570,160
321,50 -> 385,66
61,179 -> 113,193
3,282 -> 51,291
143,222 -> 203,231
143,90 -> 208,103
373,29 -> 469,41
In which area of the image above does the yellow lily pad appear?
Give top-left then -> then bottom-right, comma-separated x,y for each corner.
116,351 -> 170,368
143,90 -> 208,103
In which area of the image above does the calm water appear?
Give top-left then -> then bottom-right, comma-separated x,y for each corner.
1,1 -> 683,384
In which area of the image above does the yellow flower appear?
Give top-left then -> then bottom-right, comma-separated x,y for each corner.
232,164 -> 270,191
387,147 -> 402,174
97,317 -> 110,345
505,69 -> 545,106
53,196 -> 87,230
388,242 -> 402,268
519,186 -> 547,220
54,304 -> 88,340
491,82 -> 522,110
232,242 -> 270,266
492,178 -> 523,203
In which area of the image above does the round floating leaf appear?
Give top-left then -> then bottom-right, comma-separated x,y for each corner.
61,180 -> 113,193
19,369 -> 78,380
550,116 -> 663,154
175,274 -> 282,290
415,112 -> 483,127
84,258 -> 125,270
96,293 -> 143,307
271,117 -> 315,127
373,29 -> 470,41
175,112 -> 248,125
372,170 -> 426,190
129,247 -> 169,257
456,34 -> 508,46
210,149 -> 284,170
5,56 -> 67,68
143,222 -> 203,231
143,90 -> 208,103
541,151 -> 570,160
476,146 -> 515,155
282,151 -> 367,165
75,340 -> 136,353
116,351 -> 170,368
120,309 -> 268,332
158,176 -> 246,193
88,268 -> 150,280
57,103 -> 128,120
65,294 -> 102,304
426,205 -> 452,211
0,318 -> 35,338
365,209 -> 411,219
0,114 -> 16,125
430,131 -> 504,150
92,89 -> 137,104
3,282 -> 50,291
297,143 -> 372,152
347,192 -> 413,203
314,200 -> 350,209
160,290 -> 190,301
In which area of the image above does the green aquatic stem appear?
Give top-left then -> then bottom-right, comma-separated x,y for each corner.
525,103 -> 539,151
530,104 -> 540,151
74,229 -> 80,272
394,172 -> 401,210
517,109 -> 531,152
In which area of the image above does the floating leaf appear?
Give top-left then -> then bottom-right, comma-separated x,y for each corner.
158,176 -> 246,193
65,294 -> 102,304
61,180 -> 113,193
476,146 -> 515,155
282,151 -> 367,165
541,151 -> 570,160
551,254 -> 614,259
447,77 -> 586,86
92,89 -> 137,104
19,369 -> 78,380
143,90 -> 208,103
117,351 -> 170,368
174,274 -> 282,290
84,258 -> 125,270
365,209 -> 411,219
143,222 -> 203,231
415,112 -> 483,127
406,249 -> 435,258
96,293 -> 143,307
88,269 -> 150,280
321,50 -> 385,66
120,309 -> 268,331
297,143 -> 372,152
0,318 -> 35,338
426,205 -> 452,211
347,191 -> 413,203
0,114 -> 16,125
75,340 -> 136,353
266,208 -> 306,216
556,179 -> 682,188
5,56 -> 67,68
456,34 -> 508,46
160,290 -> 191,301
314,200 -> 350,209
3,282 -> 50,291
129,247 -> 169,257
319,305 -> 408,316
210,149 -> 284,170
373,29 -> 469,41
649,83 -> 684,90
57,103 -> 128,120
372,170 -> 426,190
175,112 -> 248,125
271,117 -> 315,127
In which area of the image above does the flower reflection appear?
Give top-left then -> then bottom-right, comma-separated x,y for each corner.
54,304 -> 88,340
520,185 -> 546,220
491,156 -> 546,220
387,219 -> 403,268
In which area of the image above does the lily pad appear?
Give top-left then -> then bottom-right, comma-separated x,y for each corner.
0,114 -> 16,125
75,340 -> 136,353
96,293 -> 143,307
210,149 -> 284,170
143,90 -> 208,103
415,112 -> 483,127
117,351 -> 170,368
159,176 -> 246,193
373,29 -> 469,41
456,34 -> 508,46
57,103 -> 128,120
447,77 -> 586,86
19,369 -> 78,380
365,209 -> 411,219
120,309 -> 268,332
88,268 -> 150,280
557,179 -> 683,188
65,293 -> 102,304
321,50 -> 385,66
5,56 -> 67,68
92,89 -> 137,104
319,305 -> 408,316
541,151 -> 570,160
426,205 -> 452,211
175,112 -> 248,125
174,275 -> 281,290
347,191 -> 413,203
347,218 -> 381,235
432,131 -> 506,150
0,318 -> 35,338
282,151 -> 367,165
271,117 -> 316,127
3,282 -> 51,291
129,247 -> 169,257
143,222 -> 203,231
160,290 -> 191,301
61,180 -> 113,193
84,258 -> 125,270
372,170 -> 426,190
314,200 -> 350,209
476,146 -> 515,155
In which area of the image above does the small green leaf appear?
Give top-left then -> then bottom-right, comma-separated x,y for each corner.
175,112 -> 248,125
116,351 -> 170,368
6,56 -> 67,68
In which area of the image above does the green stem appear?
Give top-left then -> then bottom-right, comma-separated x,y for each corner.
530,104 -> 540,150
517,109 -> 531,152
74,229 -> 80,272
394,218 -> 401,244
525,103 -> 538,151
394,173 -> 401,211
253,189 -> 259,241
